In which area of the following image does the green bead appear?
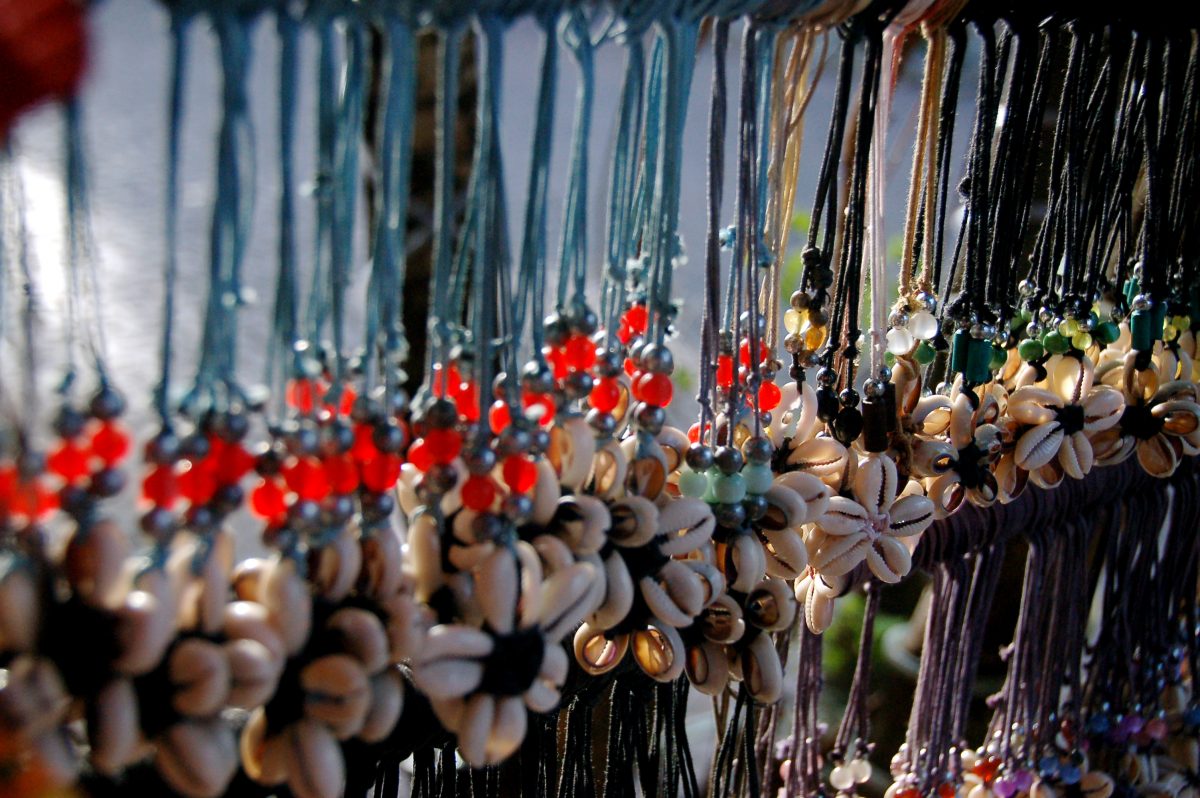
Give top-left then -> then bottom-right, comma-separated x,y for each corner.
1043,331 -> 1070,355
704,471 -> 720,502
966,339 -> 992,383
1124,277 -> 1140,306
1095,321 -> 1120,345
1071,331 -> 1093,350
913,340 -> 936,365
1177,315 -> 1191,332
711,472 -> 747,504
678,468 -> 709,498
1131,310 -> 1154,351
950,329 -> 970,375
989,345 -> 1007,370
884,351 -> 896,368
742,463 -> 773,495
1018,339 -> 1044,361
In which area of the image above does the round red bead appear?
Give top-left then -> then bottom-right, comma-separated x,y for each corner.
287,378 -> 318,414
589,378 -> 621,413
351,423 -> 379,463
522,393 -> 556,427
564,334 -> 597,371
454,380 -> 480,422
407,439 -> 433,472
622,304 -> 648,334
48,440 -> 90,482
716,355 -> 734,388
283,456 -> 329,502
215,443 -> 255,485
637,372 -> 673,407
739,339 -> 769,368
758,381 -> 782,411
324,453 -> 359,494
624,357 -> 637,377
91,421 -> 131,466
502,455 -> 538,494
545,346 -> 569,379
361,453 -> 402,492
250,477 -> 288,520
423,428 -> 462,465
178,460 -> 218,506
461,474 -> 498,511
142,465 -> 180,508
488,400 -> 512,432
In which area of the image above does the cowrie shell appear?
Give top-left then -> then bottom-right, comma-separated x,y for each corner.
641,566 -> 701,628
1051,354 -> 1095,404
64,518 -> 128,610
656,426 -> 690,473
326,608 -> 389,673
622,437 -> 667,499
539,561 -> 596,640
760,526 -> 808,580
632,623 -> 685,682
0,656 -> 69,737
551,494 -> 609,555
156,718 -> 239,798
457,692 -> 494,767
550,417 -> 596,492
170,637 -> 231,718
744,578 -> 796,632
88,677 -> 140,776
1083,386 -> 1124,431
1015,422 -> 1064,471
311,523 -> 361,602
854,454 -> 899,515
912,394 -> 952,435
0,562 -> 39,653
360,669 -> 404,744
786,436 -> 851,490
720,533 -> 767,593
1137,434 -> 1180,478
532,534 -> 575,574
590,553 -> 634,631
739,633 -> 783,704
529,459 -> 562,526
223,600 -> 286,663
699,593 -> 745,644
573,623 -> 628,674
1080,771 -> 1114,798
1009,387 -> 1063,425
403,512 -> 444,604
609,496 -> 659,547
810,533 -> 869,577
300,654 -> 371,739
115,588 -> 177,676
485,694 -> 527,765
285,718 -> 345,798
657,497 -> 716,557
262,556 -> 313,657
589,439 -> 628,499
358,523 -> 405,601
231,557 -> 268,602
1058,430 -> 1094,480
226,638 -> 280,709
773,470 -> 831,518
865,536 -> 912,584
686,639 -> 731,696
240,707 -> 288,786
888,494 -> 935,537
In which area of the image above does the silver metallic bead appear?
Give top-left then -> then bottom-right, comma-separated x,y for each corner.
916,290 -> 938,313
864,379 -> 887,398
1018,278 -> 1037,298
1132,293 -> 1153,312
641,344 -> 675,375
888,309 -> 910,329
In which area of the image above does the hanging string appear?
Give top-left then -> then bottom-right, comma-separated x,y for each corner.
268,8 -> 299,413
556,8 -> 595,314
699,18 -> 729,446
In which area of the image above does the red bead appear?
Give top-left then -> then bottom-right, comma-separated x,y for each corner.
361,453 -> 402,492
895,788 -> 921,798
545,346 -> 569,380
522,393 -> 556,427
502,455 -> 538,494
142,465 -> 180,508
0,465 -> 16,505
250,477 -> 288,521
622,304 -> 648,334
455,381 -> 480,422
488,400 -> 512,432
48,440 -> 90,482
564,334 -> 597,371
336,384 -> 357,416
323,453 -> 359,494
91,421 -> 131,466
617,322 -> 634,345
11,479 -> 56,520
758,381 -> 782,411
461,474 -> 498,512
739,339 -> 769,368
351,423 -> 379,463
624,357 -> 637,377
589,378 -> 621,413
407,439 -> 433,472
716,355 -> 733,388
287,378 -> 318,414
215,443 -> 255,485
283,456 -> 329,502
636,373 -> 673,407
178,460 -> 218,506
972,756 -> 1001,783
423,428 -> 462,465
938,783 -> 957,798
629,369 -> 645,401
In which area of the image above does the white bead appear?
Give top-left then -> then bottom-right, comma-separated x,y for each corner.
851,757 -> 872,783
831,765 -> 856,791
909,310 -> 938,340
886,327 -> 915,355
